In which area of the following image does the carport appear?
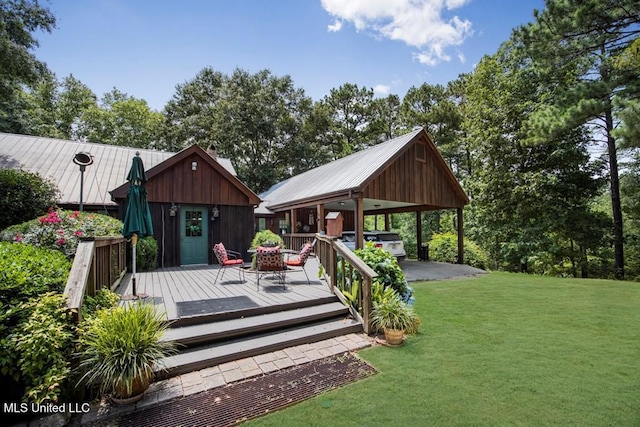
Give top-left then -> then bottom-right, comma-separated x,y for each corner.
259,127 -> 470,263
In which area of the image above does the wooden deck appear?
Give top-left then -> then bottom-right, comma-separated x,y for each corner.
114,257 -> 332,321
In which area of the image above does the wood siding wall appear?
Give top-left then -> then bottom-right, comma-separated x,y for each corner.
145,154 -> 252,206
120,202 -> 255,268
363,140 -> 465,208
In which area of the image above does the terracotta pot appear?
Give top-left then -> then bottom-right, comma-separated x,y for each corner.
384,328 -> 405,346
113,369 -> 153,402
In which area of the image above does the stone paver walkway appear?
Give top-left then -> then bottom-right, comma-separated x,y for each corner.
80,333 -> 375,425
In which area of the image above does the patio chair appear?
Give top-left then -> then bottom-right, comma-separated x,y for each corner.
284,240 -> 315,284
256,245 -> 286,290
213,242 -> 245,284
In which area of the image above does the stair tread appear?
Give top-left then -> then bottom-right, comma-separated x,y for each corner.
158,318 -> 361,372
163,301 -> 349,343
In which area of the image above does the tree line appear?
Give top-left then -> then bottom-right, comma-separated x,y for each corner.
1,0 -> 638,280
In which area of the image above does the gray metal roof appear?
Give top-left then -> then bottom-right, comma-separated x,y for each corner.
260,128 -> 423,210
0,133 -> 236,207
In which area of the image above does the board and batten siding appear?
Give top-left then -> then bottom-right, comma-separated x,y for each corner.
145,153 -> 254,206
362,136 -> 465,209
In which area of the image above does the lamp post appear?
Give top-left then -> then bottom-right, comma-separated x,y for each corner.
73,152 -> 93,211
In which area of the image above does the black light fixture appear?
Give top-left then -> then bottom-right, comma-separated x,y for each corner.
169,203 -> 178,217
211,205 -> 220,220
73,152 -> 93,211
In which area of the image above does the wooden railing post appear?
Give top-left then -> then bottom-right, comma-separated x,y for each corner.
64,237 -> 127,323
315,234 -> 377,334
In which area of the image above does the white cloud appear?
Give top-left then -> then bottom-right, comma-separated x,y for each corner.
328,19 -> 342,32
321,0 -> 473,66
373,84 -> 391,95
457,51 -> 466,63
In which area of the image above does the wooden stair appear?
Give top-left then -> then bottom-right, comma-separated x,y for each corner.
156,297 -> 361,379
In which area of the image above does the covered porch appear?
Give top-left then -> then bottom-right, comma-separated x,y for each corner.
258,128 -> 470,263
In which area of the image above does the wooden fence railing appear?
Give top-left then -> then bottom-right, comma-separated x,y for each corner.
282,233 -> 316,251
63,237 -> 127,323
315,234 -> 377,334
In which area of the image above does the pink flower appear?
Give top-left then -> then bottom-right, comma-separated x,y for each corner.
74,230 -> 83,236
58,229 -> 64,235
14,233 -> 22,242
56,238 -> 66,246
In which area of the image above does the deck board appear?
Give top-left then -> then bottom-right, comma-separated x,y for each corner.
115,258 -> 332,321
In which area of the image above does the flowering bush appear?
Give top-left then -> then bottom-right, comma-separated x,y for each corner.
0,209 -> 123,257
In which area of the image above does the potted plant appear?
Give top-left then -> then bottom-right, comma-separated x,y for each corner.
77,302 -> 176,403
370,295 -> 420,346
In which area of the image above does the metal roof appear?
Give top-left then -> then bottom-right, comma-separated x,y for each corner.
0,133 -> 236,207
260,128 -> 423,210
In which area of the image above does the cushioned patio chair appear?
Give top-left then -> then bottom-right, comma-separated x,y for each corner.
284,241 -> 314,284
256,245 -> 286,290
213,242 -> 245,284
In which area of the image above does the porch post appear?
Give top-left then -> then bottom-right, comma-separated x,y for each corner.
416,210 -> 422,258
316,204 -> 324,234
457,207 -> 464,264
355,193 -> 364,250
384,213 -> 390,231
291,208 -> 297,233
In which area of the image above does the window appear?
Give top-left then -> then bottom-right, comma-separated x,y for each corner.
185,211 -> 203,237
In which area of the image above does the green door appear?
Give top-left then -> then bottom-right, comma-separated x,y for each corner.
180,207 -> 208,265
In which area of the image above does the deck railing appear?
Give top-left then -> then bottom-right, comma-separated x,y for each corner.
282,233 -> 316,251
63,237 -> 127,323
315,234 -> 377,334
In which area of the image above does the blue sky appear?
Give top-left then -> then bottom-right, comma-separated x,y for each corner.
35,0 -> 545,111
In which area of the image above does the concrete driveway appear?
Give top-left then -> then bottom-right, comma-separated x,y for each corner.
400,260 -> 487,282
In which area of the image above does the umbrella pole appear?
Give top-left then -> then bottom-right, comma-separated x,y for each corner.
132,234 -> 137,297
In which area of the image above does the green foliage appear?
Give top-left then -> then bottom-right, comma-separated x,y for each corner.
78,302 -> 175,398
82,288 -> 121,319
0,243 -> 71,403
136,236 -> 158,271
341,279 -> 359,309
355,243 -> 410,301
250,229 -> 285,249
77,88 -> 163,147
0,242 -> 70,307
1,209 -> 123,257
0,0 -> 56,133
0,168 -> 59,231
429,232 -> 489,271
372,281 -> 401,305
370,294 -> 420,334
7,293 -> 74,403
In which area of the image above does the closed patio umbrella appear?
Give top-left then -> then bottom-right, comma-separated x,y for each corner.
122,152 -> 153,299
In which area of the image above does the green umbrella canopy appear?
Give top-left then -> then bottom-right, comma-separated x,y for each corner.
122,154 -> 153,239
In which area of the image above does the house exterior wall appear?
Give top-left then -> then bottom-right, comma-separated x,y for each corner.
145,153 -> 253,206
362,138 -> 466,209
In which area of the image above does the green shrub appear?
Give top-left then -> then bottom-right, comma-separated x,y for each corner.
8,293 -> 75,403
136,236 -> 158,271
0,168 -> 59,231
0,242 -> 71,307
429,232 -> 490,270
355,243 -> 413,304
82,288 -> 121,319
0,209 -> 123,257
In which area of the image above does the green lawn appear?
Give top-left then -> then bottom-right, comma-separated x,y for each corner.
245,272 -> 640,426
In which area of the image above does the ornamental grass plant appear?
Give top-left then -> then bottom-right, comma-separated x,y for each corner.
77,302 -> 175,399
